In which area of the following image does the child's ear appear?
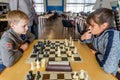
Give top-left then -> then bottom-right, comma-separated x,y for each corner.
10,22 -> 15,28
102,22 -> 109,29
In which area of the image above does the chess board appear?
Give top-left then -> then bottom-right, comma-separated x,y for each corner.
24,71 -> 91,80
26,40 -> 82,63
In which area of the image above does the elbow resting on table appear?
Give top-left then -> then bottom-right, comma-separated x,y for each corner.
3,62 -> 14,67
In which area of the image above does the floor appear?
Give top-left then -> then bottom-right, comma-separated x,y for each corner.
38,17 -> 80,40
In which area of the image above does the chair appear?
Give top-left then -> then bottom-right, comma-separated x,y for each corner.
62,19 -> 75,38
76,19 -> 88,35
0,21 -> 8,37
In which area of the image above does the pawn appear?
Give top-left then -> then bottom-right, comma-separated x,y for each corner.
31,62 -> 35,70
44,51 -> 49,57
67,51 -> 72,57
74,47 -> 77,54
79,69 -> 85,79
73,71 -> 77,79
71,41 -> 74,46
35,54 -> 40,62
36,60 -> 40,69
33,45 -> 37,53
36,71 -> 41,80
28,70 -> 34,80
85,74 -> 89,80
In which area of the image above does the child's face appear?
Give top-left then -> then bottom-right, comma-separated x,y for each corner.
88,20 -> 107,36
11,19 -> 28,35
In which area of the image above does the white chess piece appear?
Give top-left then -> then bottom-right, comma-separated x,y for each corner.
68,51 -> 72,57
74,47 -> 77,54
30,62 -> 35,70
75,76 -> 79,80
65,39 -> 68,46
73,71 -> 77,79
67,47 -> 70,51
71,41 -> 74,46
69,36 -> 72,45
57,47 -> 61,57
71,55 -> 74,61
41,58 -> 46,68
57,51 -> 61,57
79,69 -> 85,79
85,74 -> 89,80
36,60 -> 40,69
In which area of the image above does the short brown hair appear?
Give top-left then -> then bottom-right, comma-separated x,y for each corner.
6,10 -> 29,25
87,8 -> 114,26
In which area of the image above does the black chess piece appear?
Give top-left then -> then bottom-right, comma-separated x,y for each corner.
44,39 -> 46,45
33,45 -> 37,53
38,41 -> 42,47
35,54 -> 40,61
39,48 -> 43,54
28,70 -> 34,80
27,74 -> 30,80
44,51 -> 49,57
47,40 -> 51,45
36,71 -> 41,80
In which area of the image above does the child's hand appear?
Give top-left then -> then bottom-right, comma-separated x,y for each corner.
81,30 -> 92,40
90,49 -> 97,54
19,43 -> 28,51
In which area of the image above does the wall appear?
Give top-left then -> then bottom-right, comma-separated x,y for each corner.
93,0 -> 118,10
0,0 -> 9,3
46,0 -> 64,12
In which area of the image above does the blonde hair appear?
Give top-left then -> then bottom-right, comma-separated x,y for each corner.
7,10 -> 29,25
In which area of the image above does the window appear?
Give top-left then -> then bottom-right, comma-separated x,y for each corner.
66,0 -> 96,12
33,0 -> 45,14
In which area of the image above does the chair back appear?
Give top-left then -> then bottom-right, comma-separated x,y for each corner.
62,20 -> 74,28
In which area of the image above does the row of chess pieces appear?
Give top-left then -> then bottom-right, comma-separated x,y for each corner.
25,69 -> 90,80
73,69 -> 90,80
30,58 -> 46,70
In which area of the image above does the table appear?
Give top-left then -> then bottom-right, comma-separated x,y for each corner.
0,39 -> 117,80
38,14 -> 53,26
0,14 -> 7,21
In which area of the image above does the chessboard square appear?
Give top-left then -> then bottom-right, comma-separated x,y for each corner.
42,74 -> 50,79
43,54 -> 49,57
55,54 -> 58,57
62,57 -> 68,61
37,47 -> 40,50
39,54 -> 44,57
49,54 -> 55,57
62,54 -> 67,57
27,58 -> 35,63
64,73 -> 72,79
50,73 -> 57,79
50,49 -> 55,52
55,58 -> 62,62
49,51 -> 55,54
49,57 -> 55,61
70,46 -> 74,49
60,43 -> 64,45
45,49 -> 50,51
74,54 -> 80,57
61,51 -> 66,54
74,57 -> 81,61
30,54 -> 37,58
57,74 -> 64,79
46,45 -> 50,47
